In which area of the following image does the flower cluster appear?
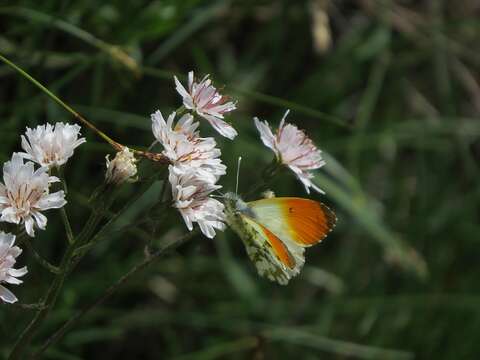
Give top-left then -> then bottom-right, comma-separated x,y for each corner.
0,122 -> 85,302
151,111 -> 226,239
147,71 -> 240,238
254,110 -> 325,194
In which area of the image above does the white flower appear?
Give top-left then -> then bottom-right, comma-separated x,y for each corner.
0,232 -> 27,303
105,147 -> 138,185
20,122 -> 86,168
174,71 -> 238,139
169,165 -> 226,239
0,154 -> 67,237
151,110 -> 226,182
254,110 -> 326,194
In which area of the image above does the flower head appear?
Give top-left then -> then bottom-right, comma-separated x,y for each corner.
174,71 -> 237,139
0,232 -> 27,303
169,165 -> 226,239
105,147 -> 138,185
0,154 -> 67,237
254,110 -> 326,194
152,110 -> 226,182
20,122 -> 86,168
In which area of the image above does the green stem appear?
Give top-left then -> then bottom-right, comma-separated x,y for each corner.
23,239 -> 60,274
0,53 -> 170,164
0,52 -> 122,151
33,231 -> 196,358
8,241 -> 76,360
8,185 -> 112,359
57,168 -> 75,245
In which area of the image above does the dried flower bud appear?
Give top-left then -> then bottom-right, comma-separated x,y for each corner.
105,148 -> 138,185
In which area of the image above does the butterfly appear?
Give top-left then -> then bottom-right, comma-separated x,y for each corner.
224,192 -> 336,285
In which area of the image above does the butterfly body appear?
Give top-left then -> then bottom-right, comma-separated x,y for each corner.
224,192 -> 336,285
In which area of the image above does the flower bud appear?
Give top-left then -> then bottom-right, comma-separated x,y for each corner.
105,147 -> 138,185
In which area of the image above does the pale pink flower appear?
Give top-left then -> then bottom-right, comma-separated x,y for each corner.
151,110 -> 226,182
0,232 -> 27,303
169,165 -> 226,239
20,122 -> 86,168
105,147 -> 138,185
174,71 -> 237,139
254,110 -> 326,194
0,154 -> 67,237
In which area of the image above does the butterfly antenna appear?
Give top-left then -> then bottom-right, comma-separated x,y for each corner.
235,156 -> 242,195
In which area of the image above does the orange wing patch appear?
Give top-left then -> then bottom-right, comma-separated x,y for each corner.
258,222 -> 296,269
281,198 -> 336,246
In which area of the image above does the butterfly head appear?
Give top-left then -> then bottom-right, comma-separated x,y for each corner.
223,192 -> 256,220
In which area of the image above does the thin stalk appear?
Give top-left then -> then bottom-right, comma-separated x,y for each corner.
0,53 -> 121,150
8,241 -> 76,360
10,303 -> 47,311
57,168 -> 75,245
0,53 -> 170,164
23,240 -> 60,274
33,231 -> 196,358
8,185 -> 113,359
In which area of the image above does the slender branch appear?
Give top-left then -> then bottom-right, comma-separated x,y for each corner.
34,231 -> 196,358
23,239 -> 60,274
10,303 -> 47,311
8,184 -> 113,359
8,241 -> 76,360
0,53 -> 170,164
60,208 -> 74,245
0,53 -> 121,150
57,168 -> 75,245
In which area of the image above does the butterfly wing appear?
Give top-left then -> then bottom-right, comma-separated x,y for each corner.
225,205 -> 300,285
247,197 -> 336,247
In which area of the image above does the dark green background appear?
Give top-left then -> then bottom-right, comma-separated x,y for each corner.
1,0 -> 479,359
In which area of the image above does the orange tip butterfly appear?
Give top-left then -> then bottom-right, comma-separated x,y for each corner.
224,192 -> 336,285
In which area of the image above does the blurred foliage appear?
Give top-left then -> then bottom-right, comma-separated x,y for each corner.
1,0 -> 480,359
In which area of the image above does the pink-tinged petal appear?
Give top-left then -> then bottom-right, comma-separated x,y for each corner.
0,285 -> 17,303
31,211 -> 48,230
24,217 -> 35,237
8,266 -> 28,278
36,191 -> 67,210
254,118 -> 277,152
4,275 -> 23,285
187,71 -> 194,91
203,115 -> 238,140
174,75 -> 190,99
1,207 -> 21,224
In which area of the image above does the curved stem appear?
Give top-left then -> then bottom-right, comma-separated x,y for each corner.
57,167 -> 75,245
23,239 -> 60,274
8,186 -> 112,359
0,53 -> 170,164
33,231 -> 196,358
0,53 -> 122,151
8,241 -> 76,360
